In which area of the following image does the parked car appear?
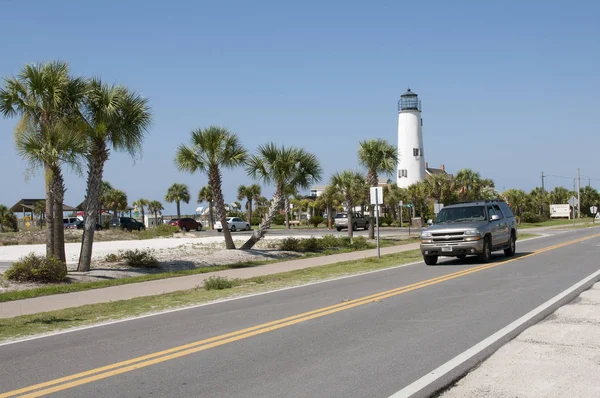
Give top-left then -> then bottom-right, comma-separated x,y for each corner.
65,220 -> 103,230
420,199 -> 517,265
334,212 -> 369,231
168,217 -> 202,231
214,217 -> 251,232
63,217 -> 80,226
109,217 -> 145,232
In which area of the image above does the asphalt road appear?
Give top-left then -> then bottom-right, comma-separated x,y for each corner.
192,226 -> 422,238
1,229 -> 599,398
0,262 -> 10,272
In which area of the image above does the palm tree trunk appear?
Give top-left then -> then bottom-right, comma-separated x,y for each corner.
327,204 -> 333,229
51,166 -> 67,264
247,199 -> 252,225
210,166 -> 235,249
44,164 -> 55,258
241,186 -> 284,250
176,201 -> 181,219
209,201 -> 214,230
78,142 -> 108,272
347,199 -> 354,241
285,196 -> 290,229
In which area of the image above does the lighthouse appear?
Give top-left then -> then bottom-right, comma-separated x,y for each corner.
396,88 -> 426,188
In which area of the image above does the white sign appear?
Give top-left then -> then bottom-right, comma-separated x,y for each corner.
590,206 -> 598,214
568,196 -> 579,207
550,204 -> 571,219
434,203 -> 445,214
370,186 -> 383,205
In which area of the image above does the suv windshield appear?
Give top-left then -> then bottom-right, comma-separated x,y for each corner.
436,206 -> 487,223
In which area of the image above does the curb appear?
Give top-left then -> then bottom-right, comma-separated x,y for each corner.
390,268 -> 600,398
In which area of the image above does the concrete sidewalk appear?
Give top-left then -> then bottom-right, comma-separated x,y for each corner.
0,242 -> 420,319
441,282 -> 600,398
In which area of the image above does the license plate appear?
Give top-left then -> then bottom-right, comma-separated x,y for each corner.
441,247 -> 453,252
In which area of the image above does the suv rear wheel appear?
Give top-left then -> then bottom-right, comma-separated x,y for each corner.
478,237 -> 492,263
504,233 -> 516,257
424,255 -> 438,266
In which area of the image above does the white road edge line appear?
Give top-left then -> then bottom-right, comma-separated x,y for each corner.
0,234 -> 548,348
389,267 -> 600,398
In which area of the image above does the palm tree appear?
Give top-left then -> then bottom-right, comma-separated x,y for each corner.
241,143 -> 322,249
133,198 -> 149,224
454,169 -> 483,201
549,186 -> 572,205
76,80 -> 151,271
32,200 -> 46,229
237,184 -> 261,224
502,189 -> 527,220
330,170 -> 365,240
386,183 -> 408,223
407,181 -> 429,219
424,173 -> 455,206
147,200 -> 164,226
165,183 -> 190,219
317,185 -> 343,229
358,139 -> 398,239
1,61 -> 86,263
0,205 -> 12,233
175,126 -> 248,250
104,189 -> 128,217
197,186 -> 215,230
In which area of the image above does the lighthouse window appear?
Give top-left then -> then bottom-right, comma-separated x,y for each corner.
398,169 -> 407,178
413,148 -> 423,157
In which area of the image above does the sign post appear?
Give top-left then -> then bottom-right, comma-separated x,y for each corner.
591,206 -> 598,224
568,196 -> 579,226
370,187 -> 384,259
399,200 -> 403,230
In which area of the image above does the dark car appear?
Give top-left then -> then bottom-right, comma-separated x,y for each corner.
109,217 -> 145,232
66,220 -> 103,230
168,217 -> 202,232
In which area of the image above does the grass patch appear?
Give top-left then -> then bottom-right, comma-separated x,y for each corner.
0,250 -> 422,342
520,218 -> 592,229
204,276 -> 241,290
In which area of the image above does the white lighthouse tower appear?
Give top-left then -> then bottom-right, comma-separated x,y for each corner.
396,88 -> 426,188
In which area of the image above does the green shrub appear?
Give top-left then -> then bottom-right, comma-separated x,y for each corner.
300,237 -> 320,252
120,249 -> 159,268
251,216 -> 262,226
521,212 -> 544,223
135,224 -> 179,239
280,237 -> 301,251
204,276 -> 240,290
273,214 -> 286,226
104,253 -> 121,262
5,253 -> 67,283
310,216 -> 324,228
351,236 -> 372,250
380,216 -> 393,227
319,234 -> 343,249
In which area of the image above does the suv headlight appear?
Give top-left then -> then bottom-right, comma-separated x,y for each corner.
421,231 -> 432,238
464,229 -> 480,236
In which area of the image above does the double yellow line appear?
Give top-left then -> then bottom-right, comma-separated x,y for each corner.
3,232 -> 599,397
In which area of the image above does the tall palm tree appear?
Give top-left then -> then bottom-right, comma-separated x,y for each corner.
197,186 -> 215,230
424,173 -> 455,205
147,200 -> 164,226
133,198 -> 149,223
454,169 -> 494,201
1,61 -> 86,263
241,143 -> 322,249
77,80 -> 151,271
237,184 -> 261,224
317,185 -> 343,229
407,182 -> 429,219
175,126 -> 247,250
386,183 -> 408,223
330,170 -> 365,240
358,139 -> 399,239
104,189 -> 128,217
165,183 -> 190,219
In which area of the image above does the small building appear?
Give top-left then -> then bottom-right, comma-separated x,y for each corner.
10,198 -> 77,230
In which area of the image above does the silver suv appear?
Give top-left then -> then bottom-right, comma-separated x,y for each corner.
334,212 -> 369,231
420,200 -> 517,265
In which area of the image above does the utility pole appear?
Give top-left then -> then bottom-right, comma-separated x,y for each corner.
541,171 -> 546,215
577,168 -> 581,218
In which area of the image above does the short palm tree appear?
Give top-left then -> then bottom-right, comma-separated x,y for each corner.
358,139 -> 398,239
237,184 -> 261,224
1,61 -> 86,264
424,173 -> 454,205
502,189 -> 527,219
77,79 -> 151,271
454,169 -> 488,201
318,185 -> 344,229
0,205 -> 12,233
197,186 -> 215,230
165,183 -> 190,219
32,200 -> 46,229
133,198 -> 149,223
147,200 -> 164,226
330,170 -> 366,240
104,189 -> 128,217
175,126 -> 247,250
241,143 -> 322,249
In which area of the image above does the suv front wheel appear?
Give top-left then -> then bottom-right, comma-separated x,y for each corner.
478,237 -> 492,263
424,255 -> 438,266
504,233 -> 516,257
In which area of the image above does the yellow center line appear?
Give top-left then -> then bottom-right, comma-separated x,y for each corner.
4,233 -> 599,398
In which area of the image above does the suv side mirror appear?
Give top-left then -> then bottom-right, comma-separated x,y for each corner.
490,214 -> 501,221
427,219 -> 433,225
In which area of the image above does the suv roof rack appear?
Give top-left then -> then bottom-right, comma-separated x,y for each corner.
448,199 -> 506,206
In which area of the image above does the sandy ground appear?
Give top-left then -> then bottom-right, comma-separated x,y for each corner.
0,233 -> 324,293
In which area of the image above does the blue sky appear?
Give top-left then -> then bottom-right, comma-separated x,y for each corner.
1,0 -> 598,215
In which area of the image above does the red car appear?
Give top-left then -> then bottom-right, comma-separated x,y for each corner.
168,218 -> 203,231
